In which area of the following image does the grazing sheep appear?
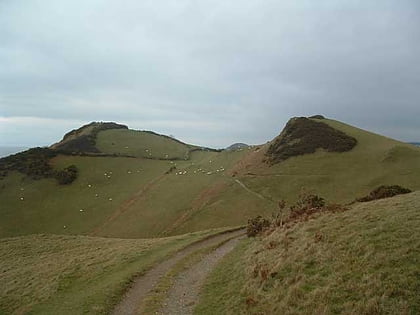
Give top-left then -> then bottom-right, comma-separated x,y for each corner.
20,197 -> 24,201
79,209 -> 84,212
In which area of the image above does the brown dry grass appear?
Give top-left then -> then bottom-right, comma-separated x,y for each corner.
197,191 -> 420,314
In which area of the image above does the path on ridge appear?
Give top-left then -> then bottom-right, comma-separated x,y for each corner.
112,228 -> 245,315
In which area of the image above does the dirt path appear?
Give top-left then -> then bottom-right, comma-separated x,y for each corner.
234,179 -> 266,200
112,228 -> 244,315
158,235 -> 244,315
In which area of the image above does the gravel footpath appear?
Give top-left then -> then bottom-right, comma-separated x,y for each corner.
112,228 -> 244,315
158,235 -> 245,315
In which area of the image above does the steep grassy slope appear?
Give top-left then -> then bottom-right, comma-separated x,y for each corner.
197,191 -> 420,314
0,156 -> 171,237
0,228 -> 231,314
232,118 -> 420,204
1,117 -> 419,239
0,149 -> 254,238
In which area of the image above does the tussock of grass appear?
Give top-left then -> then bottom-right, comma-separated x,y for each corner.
0,228 -> 227,314
196,191 -> 420,314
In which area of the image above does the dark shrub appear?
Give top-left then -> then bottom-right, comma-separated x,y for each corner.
289,193 -> 326,220
247,216 -> 270,237
54,165 -> 78,185
266,117 -> 357,164
0,147 -> 57,180
356,185 -> 412,202
0,148 -> 79,184
165,166 -> 177,174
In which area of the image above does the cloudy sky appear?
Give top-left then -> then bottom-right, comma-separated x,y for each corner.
0,0 -> 419,148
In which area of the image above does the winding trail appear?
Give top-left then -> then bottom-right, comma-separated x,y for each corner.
112,228 -> 244,315
158,235 -> 244,315
234,179 -> 266,200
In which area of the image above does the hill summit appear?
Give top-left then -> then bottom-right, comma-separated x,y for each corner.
266,117 -> 357,164
51,122 -> 128,154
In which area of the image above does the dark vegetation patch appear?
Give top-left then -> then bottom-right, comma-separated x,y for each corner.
356,185 -> 412,202
266,117 -> 357,164
54,122 -> 128,154
247,192 -> 347,237
247,216 -> 270,237
0,148 -> 78,185
54,165 -> 78,185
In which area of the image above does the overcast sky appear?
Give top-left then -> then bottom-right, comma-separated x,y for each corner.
0,0 -> 419,148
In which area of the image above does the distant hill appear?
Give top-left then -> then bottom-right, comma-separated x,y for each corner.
225,143 -> 249,151
409,142 -> 420,147
1,116 -> 419,239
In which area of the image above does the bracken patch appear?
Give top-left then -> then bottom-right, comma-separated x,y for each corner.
266,117 -> 357,164
356,185 -> 412,202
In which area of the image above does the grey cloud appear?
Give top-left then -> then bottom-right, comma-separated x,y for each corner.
0,0 -> 419,147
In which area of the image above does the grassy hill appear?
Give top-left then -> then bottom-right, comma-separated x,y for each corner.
96,129 -> 194,160
230,117 -> 420,204
1,117 -> 419,239
196,191 -> 420,314
0,227 -> 232,314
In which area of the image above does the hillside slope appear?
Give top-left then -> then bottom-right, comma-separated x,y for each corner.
230,117 -> 420,204
1,117 -> 419,238
0,228 -> 231,314
197,191 -> 420,314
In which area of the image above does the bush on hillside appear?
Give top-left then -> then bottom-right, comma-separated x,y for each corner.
289,193 -> 326,220
247,192 -> 347,237
356,185 -> 412,202
266,117 -> 357,164
54,165 -> 78,185
247,216 -> 270,237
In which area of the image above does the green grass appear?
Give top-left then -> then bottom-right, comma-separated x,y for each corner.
96,129 -> 192,159
196,191 -> 420,314
0,156 -> 171,237
0,228 -> 230,314
1,118 -> 420,239
0,145 -> 251,239
194,239 -> 251,315
239,118 -> 420,204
